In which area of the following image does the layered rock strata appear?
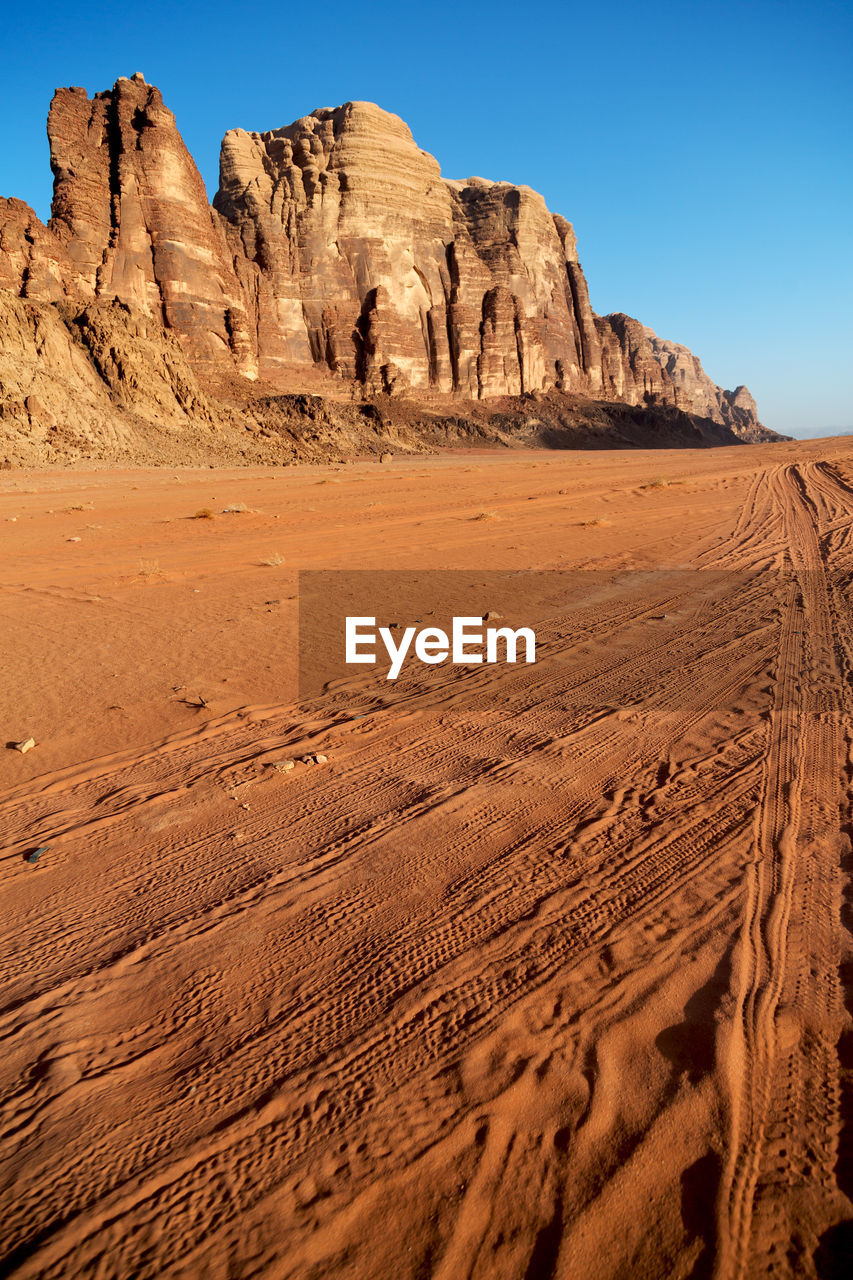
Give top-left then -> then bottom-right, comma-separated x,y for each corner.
45,75 -> 256,376
0,76 -> 775,442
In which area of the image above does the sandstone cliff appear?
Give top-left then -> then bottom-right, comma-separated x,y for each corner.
212,103 -> 606,404
0,75 -> 781,458
45,76 -> 256,377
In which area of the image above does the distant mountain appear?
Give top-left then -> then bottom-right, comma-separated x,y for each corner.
788,426 -> 853,440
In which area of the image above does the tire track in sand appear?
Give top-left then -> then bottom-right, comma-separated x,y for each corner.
715,463 -> 853,1278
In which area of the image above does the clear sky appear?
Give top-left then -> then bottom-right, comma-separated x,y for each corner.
2,0 -> 850,436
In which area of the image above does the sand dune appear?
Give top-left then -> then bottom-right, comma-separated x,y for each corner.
1,438 -> 852,1278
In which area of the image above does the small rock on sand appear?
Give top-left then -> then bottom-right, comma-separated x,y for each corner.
11,737 -> 36,754
271,760 -> 295,773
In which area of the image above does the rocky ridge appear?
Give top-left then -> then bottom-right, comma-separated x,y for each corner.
0,75 -> 781,463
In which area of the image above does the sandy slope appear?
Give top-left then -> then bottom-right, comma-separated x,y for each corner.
1,439 -> 852,1278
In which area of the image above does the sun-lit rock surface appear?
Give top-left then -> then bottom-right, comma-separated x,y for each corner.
0,78 -> 777,446
46,75 -> 256,376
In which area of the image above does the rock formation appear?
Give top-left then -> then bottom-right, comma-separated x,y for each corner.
212,104 -> 607,404
0,75 -> 780,454
45,76 -> 256,376
0,290 -> 224,464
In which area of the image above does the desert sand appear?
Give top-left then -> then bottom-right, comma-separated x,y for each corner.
1,437 -> 852,1278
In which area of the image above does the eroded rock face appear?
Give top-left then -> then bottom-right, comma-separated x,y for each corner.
0,78 -> 774,442
0,197 -> 73,301
46,76 -> 256,376
0,292 -> 218,464
213,104 -> 606,401
212,101 -> 770,438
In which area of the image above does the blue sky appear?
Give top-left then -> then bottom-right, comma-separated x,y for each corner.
2,0 -> 850,436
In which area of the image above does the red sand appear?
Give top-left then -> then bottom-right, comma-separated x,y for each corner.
1,438 -> 852,1278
